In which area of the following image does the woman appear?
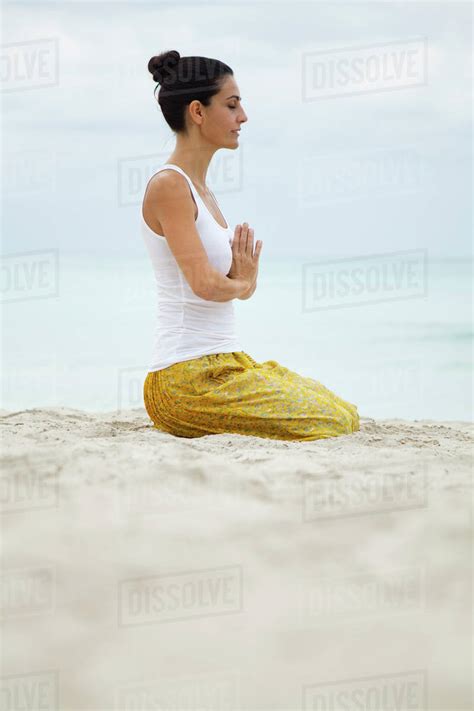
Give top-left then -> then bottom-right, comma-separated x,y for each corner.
142,50 -> 360,441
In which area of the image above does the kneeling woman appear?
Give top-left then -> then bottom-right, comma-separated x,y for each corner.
141,50 -> 360,441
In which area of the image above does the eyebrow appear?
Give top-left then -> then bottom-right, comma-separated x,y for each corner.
226,95 -> 241,101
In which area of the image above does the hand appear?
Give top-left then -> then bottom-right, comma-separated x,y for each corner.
227,223 -> 263,288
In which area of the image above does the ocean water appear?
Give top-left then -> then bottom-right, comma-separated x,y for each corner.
1,253 -> 472,422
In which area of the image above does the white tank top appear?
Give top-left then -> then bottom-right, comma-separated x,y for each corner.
141,163 -> 243,372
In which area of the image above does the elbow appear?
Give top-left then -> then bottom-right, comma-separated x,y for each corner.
192,267 -> 219,301
186,262 -> 216,301
193,285 -> 212,301
192,279 -> 215,301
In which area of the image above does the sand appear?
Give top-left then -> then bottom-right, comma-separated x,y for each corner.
1,407 -> 472,710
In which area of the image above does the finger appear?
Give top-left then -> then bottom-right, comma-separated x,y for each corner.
254,240 -> 263,259
234,224 -> 242,252
247,227 -> 255,255
241,222 -> 249,250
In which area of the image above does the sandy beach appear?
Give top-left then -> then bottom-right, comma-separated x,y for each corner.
1,407 -> 472,710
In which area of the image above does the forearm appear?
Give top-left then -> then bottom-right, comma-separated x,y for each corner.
237,279 -> 257,300
200,265 -> 250,302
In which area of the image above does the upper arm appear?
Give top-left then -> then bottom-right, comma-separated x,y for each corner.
144,171 -> 214,299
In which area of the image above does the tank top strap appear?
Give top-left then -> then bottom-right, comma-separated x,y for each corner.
153,163 -> 231,233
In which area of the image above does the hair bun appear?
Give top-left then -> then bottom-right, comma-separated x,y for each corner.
148,50 -> 180,84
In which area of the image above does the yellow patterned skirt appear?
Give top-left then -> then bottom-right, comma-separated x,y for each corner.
143,351 -> 360,441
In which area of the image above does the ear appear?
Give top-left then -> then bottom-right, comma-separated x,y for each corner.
188,100 -> 204,126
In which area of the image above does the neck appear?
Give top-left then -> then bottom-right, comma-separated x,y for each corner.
167,136 -> 218,190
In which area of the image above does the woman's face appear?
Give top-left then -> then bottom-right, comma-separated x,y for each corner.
198,75 -> 248,148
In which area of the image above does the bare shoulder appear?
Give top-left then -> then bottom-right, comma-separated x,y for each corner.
146,169 -> 190,201
143,168 -> 197,227
145,169 -> 197,218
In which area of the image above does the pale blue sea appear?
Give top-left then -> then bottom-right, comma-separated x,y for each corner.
1,254 -> 472,422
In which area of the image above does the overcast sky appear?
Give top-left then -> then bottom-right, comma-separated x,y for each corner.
2,1 -> 472,259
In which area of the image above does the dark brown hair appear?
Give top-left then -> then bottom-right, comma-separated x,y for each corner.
147,50 -> 233,133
